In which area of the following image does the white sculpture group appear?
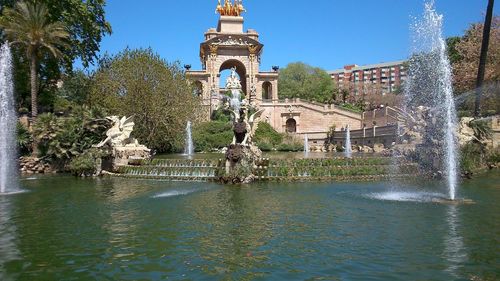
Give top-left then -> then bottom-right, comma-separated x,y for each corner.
95,116 -> 143,148
225,67 -> 242,89
94,116 -> 151,168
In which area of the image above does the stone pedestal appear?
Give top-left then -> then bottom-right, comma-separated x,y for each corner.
112,146 -> 151,170
217,16 -> 244,33
221,144 -> 262,184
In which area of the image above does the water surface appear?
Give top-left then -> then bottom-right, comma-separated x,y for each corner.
0,173 -> 499,280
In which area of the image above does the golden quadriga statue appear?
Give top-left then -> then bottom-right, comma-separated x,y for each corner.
215,0 -> 246,17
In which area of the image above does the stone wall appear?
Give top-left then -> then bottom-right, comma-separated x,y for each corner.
259,98 -> 363,144
330,125 -> 398,149
19,157 -> 54,174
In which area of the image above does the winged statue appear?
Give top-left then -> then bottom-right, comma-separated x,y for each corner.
95,116 -> 137,148
241,108 -> 265,146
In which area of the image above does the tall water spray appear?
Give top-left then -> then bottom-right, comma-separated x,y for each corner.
345,125 -> 352,158
184,121 -> 194,156
0,43 -> 18,193
405,2 -> 458,200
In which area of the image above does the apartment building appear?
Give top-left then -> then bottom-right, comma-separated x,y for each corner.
329,61 -> 407,98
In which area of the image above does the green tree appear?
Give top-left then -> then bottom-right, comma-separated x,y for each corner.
0,0 -> 112,68
57,70 -> 92,103
0,1 -> 69,117
90,48 -> 201,153
446,36 -> 462,64
0,0 -> 111,114
278,62 -> 337,103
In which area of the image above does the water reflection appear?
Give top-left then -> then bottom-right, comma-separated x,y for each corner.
0,196 -> 20,281
188,186 -> 282,278
443,205 -> 467,278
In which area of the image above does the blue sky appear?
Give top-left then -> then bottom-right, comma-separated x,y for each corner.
87,0 -> 498,72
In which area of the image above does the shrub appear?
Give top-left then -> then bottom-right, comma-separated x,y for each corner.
276,135 -> 304,152
211,108 -> 232,122
257,141 -> 273,151
33,107 -> 110,165
254,122 -> 282,145
68,149 -> 108,177
17,122 -> 33,155
460,142 -> 486,172
193,121 -> 233,152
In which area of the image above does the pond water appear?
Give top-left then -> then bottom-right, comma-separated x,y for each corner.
0,173 -> 499,280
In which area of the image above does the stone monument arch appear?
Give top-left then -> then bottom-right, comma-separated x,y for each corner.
186,1 -> 363,145
186,0 -> 279,118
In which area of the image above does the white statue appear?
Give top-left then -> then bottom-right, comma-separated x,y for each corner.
225,67 -> 242,89
95,116 -> 140,148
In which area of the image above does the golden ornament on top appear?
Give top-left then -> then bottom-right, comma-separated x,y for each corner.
216,0 -> 246,17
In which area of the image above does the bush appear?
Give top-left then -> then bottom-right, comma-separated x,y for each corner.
257,141 -> 273,151
211,108 -> 232,122
17,122 -> 32,155
68,149 -> 108,177
460,142 -> 487,172
276,134 -> 304,152
254,122 -> 283,147
338,103 -> 363,113
33,107 -> 110,165
193,121 -> 233,152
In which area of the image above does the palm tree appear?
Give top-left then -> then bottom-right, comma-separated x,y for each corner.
474,0 -> 495,117
0,1 -> 69,118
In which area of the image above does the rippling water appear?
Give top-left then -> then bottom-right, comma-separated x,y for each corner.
0,173 -> 499,280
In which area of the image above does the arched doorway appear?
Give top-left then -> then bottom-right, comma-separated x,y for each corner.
286,118 -> 297,133
194,81 -> 203,97
219,59 -> 247,95
262,81 -> 272,100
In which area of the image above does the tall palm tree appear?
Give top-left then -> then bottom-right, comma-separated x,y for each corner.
0,1 -> 69,118
475,0 -> 495,117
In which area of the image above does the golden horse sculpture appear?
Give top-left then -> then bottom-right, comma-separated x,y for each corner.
216,0 -> 246,17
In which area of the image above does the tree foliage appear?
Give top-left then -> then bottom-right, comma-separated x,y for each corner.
452,16 -> 500,93
32,106 -> 109,164
446,36 -> 462,64
0,1 -> 70,117
192,121 -> 233,152
0,0 -> 112,68
57,70 -> 92,104
0,0 -> 111,114
254,122 -> 282,150
278,62 -> 337,103
90,48 -> 201,153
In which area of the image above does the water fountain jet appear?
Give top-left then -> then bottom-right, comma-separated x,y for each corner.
345,125 -> 352,158
0,43 -> 18,194
184,121 -> 194,157
404,2 -> 459,200
304,134 -> 309,157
